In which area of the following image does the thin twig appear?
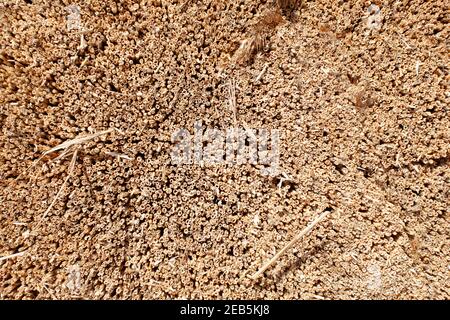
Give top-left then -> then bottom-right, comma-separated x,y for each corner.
180,0 -> 192,11
42,283 -> 58,300
12,222 -> 28,226
249,209 -> 331,279
51,147 -> 73,163
15,128 -> 120,181
42,148 -> 78,219
228,79 -> 237,126
43,129 -> 116,155
0,251 -> 27,262
255,63 -> 269,82
15,154 -> 45,181
105,151 -> 133,160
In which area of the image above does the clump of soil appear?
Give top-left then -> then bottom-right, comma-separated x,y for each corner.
1,0 -> 449,299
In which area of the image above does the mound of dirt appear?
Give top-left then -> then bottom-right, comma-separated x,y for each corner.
0,0 -> 448,299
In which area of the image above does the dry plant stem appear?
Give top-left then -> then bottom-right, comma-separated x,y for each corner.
0,251 -> 27,262
15,128 -> 120,181
42,148 -> 78,219
52,147 -> 73,163
228,79 -> 237,126
180,0 -> 192,11
43,128 -> 116,155
255,63 -> 269,82
249,209 -> 331,279
42,283 -> 57,300
14,154 -> 45,181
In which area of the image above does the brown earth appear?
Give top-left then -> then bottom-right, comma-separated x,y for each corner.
0,0 -> 449,299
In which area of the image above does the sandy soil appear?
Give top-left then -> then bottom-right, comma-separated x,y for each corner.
0,0 -> 449,299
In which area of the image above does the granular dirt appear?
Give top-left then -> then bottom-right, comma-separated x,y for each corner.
0,0 -> 449,299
